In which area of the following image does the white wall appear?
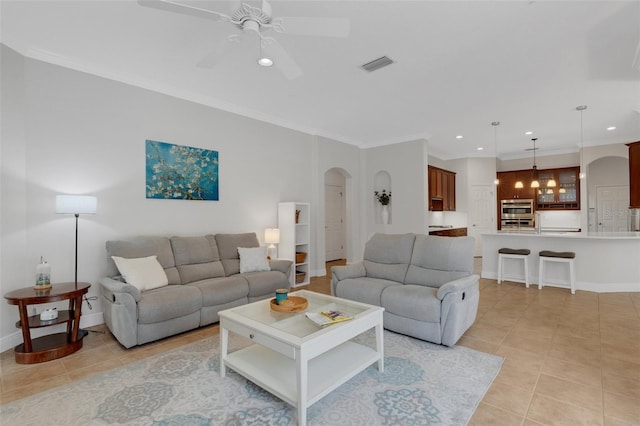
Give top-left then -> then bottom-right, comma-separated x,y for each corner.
1,46 -> 29,342
365,139 -> 428,245
497,152 -> 579,171
0,47 -> 361,349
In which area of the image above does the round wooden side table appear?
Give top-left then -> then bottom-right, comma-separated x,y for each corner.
4,282 -> 90,364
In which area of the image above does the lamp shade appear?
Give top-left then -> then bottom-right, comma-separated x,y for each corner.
265,228 -> 280,245
56,195 -> 97,215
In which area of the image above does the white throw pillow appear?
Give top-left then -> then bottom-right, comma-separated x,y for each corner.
238,246 -> 271,273
111,255 -> 169,291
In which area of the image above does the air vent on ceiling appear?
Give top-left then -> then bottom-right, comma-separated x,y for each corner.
361,56 -> 394,72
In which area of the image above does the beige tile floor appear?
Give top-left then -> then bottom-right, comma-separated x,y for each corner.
1,259 -> 639,425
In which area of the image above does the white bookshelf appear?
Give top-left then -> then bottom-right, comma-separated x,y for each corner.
278,202 -> 310,287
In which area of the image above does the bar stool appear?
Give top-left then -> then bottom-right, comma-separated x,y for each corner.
538,250 -> 576,294
498,248 -> 531,288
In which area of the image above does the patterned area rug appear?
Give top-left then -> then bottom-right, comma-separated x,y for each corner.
1,330 -> 502,425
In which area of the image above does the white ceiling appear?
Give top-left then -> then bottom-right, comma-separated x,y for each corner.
2,0 -> 639,160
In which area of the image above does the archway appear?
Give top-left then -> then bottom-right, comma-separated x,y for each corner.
586,156 -> 629,231
324,168 -> 348,262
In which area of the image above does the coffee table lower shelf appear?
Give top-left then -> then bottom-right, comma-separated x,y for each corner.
225,341 -> 379,408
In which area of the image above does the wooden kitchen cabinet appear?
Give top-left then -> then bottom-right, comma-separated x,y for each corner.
429,166 -> 442,199
535,166 -> 580,210
428,166 -> 456,211
629,141 -> 640,208
443,171 -> 456,211
497,170 -> 535,200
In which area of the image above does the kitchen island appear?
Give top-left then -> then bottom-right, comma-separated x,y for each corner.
482,231 -> 640,293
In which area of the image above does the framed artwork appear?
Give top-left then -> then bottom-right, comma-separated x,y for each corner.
145,140 -> 219,201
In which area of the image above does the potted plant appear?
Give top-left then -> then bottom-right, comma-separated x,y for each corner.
374,189 -> 391,224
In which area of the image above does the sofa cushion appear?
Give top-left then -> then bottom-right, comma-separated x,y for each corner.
243,271 -> 288,298
335,277 -> 401,307
363,233 -> 416,282
238,246 -> 270,273
405,235 -> 475,288
137,284 -> 202,324
106,237 -> 180,285
382,285 -> 441,323
215,233 -> 260,276
188,276 -> 249,307
111,255 -> 168,292
170,235 -> 225,284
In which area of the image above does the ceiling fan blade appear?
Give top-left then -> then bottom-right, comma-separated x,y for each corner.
261,0 -> 272,17
196,34 -> 243,68
262,37 -> 302,80
276,17 -> 350,37
137,0 -> 230,22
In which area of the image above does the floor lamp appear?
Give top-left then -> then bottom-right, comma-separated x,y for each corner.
55,194 -> 97,310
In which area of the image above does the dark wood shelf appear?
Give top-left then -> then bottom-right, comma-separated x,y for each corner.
14,333 -> 83,364
16,310 -> 73,329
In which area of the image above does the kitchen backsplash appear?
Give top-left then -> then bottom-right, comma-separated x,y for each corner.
537,210 -> 581,230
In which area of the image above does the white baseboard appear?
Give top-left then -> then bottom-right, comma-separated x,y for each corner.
0,312 -> 104,354
481,270 -> 639,293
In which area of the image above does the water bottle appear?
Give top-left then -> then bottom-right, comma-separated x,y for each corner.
35,256 -> 51,289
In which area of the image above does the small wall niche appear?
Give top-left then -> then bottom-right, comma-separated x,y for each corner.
374,171 -> 392,224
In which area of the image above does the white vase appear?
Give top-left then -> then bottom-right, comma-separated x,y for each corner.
381,205 -> 389,224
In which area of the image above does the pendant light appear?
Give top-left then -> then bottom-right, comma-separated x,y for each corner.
530,138 -> 540,188
492,121 -> 500,185
514,128 -> 524,188
577,105 -> 587,179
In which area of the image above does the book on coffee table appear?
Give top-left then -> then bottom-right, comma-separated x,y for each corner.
305,310 -> 353,327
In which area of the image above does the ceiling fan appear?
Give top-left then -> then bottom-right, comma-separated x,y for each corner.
138,0 -> 350,79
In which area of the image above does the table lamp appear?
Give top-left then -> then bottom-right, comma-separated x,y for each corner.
265,228 -> 280,260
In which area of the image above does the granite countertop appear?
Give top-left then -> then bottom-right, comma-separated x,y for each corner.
428,226 -> 467,230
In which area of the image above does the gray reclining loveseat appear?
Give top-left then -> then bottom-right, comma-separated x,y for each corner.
100,233 -> 292,348
331,233 -> 478,346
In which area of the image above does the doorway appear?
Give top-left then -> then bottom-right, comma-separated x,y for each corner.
596,185 -> 629,231
468,185 -> 496,256
325,169 -> 346,261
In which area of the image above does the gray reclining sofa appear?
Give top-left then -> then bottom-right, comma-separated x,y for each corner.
100,233 -> 292,348
331,233 -> 478,346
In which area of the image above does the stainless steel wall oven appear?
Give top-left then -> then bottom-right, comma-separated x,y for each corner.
500,199 -> 534,229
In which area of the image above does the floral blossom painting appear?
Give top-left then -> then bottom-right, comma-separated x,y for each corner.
145,140 -> 219,201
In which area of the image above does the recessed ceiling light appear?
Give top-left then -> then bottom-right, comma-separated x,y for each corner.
456,135 -> 463,139
525,131 -> 533,135
607,126 -> 616,131
477,147 -> 484,151
258,57 -> 273,67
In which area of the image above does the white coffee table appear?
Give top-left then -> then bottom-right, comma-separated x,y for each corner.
219,290 -> 384,426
